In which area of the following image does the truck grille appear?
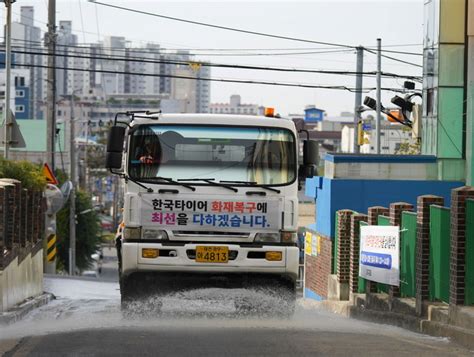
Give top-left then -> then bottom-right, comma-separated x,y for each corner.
173,231 -> 250,239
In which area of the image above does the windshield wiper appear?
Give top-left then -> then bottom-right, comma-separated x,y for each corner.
178,178 -> 238,193
140,176 -> 196,191
125,175 -> 154,193
220,180 -> 281,193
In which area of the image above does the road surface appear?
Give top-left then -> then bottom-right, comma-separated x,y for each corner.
0,248 -> 471,356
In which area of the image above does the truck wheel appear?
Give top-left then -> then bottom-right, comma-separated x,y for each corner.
120,274 -> 137,313
235,280 -> 296,318
120,274 -> 163,316
278,284 -> 296,318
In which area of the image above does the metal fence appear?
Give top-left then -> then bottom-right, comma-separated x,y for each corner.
0,179 -> 45,270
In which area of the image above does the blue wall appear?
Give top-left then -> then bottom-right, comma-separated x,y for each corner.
306,176 -> 464,238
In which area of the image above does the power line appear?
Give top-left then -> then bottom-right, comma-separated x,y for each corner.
6,36 -> 356,57
11,7 -> 423,57
4,60 -> 381,92
379,48 -> 423,56
5,47 -> 422,81
8,36 -> 424,59
364,47 -> 423,68
89,1 -> 356,49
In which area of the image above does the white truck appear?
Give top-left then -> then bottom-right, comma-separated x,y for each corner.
106,111 -> 317,314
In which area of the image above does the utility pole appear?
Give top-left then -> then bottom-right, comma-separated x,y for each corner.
84,118 -> 89,191
375,38 -> 382,155
69,95 -> 76,275
353,46 -> 364,154
46,0 -> 57,169
3,0 -> 14,159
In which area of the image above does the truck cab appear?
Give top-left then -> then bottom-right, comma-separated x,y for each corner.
106,112 -> 317,315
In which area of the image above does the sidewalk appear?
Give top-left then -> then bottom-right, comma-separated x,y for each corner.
317,293 -> 474,350
0,293 -> 54,325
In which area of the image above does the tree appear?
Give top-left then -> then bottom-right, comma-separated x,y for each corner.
56,189 -> 102,272
0,158 -> 46,190
395,139 -> 421,155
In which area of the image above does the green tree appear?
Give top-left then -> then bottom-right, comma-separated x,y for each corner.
56,190 -> 102,272
0,158 -> 46,190
395,140 -> 421,155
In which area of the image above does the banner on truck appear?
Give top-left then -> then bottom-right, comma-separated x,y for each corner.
141,194 -> 282,232
359,225 -> 400,286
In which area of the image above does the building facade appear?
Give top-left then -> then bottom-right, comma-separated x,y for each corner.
4,8 -> 212,119
0,69 -> 31,119
10,6 -> 42,118
422,0 -> 471,183
209,95 -> 263,115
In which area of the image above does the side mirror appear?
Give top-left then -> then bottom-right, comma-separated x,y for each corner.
303,140 -> 318,166
105,126 -> 126,169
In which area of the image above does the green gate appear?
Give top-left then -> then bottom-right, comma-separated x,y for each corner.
466,199 -> 474,305
429,205 -> 451,302
400,212 -> 416,297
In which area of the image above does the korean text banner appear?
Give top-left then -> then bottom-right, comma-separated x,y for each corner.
141,194 -> 282,232
359,225 -> 400,286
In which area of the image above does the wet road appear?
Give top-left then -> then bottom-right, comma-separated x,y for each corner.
0,249 -> 472,356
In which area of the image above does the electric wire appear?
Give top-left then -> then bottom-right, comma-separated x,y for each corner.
89,0 -> 356,49
5,37 -> 356,57
1,60 -> 389,93
9,8 -> 423,58
4,47 -> 422,81
364,47 -> 422,68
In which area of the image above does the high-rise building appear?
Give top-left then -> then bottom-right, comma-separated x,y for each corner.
10,6 -> 42,118
7,14 -> 211,118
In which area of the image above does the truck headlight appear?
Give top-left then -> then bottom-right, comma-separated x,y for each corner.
254,232 -> 280,243
123,227 -> 141,239
142,229 -> 169,240
255,231 -> 297,243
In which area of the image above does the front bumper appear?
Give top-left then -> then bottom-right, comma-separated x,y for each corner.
122,242 -> 299,281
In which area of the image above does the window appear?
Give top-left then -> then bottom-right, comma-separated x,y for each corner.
128,124 -> 297,186
16,90 -> 25,97
16,105 -> 25,113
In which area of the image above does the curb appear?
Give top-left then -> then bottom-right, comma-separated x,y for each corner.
0,292 -> 55,325
317,300 -> 474,351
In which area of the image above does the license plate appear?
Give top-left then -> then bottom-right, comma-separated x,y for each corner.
195,246 -> 229,263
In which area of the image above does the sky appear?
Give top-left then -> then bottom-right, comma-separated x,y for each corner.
1,0 -> 424,116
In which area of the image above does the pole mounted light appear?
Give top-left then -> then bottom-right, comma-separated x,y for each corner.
363,96 -> 413,128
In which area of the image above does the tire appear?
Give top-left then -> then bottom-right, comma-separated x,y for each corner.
120,274 -> 137,313
120,274 -> 163,317
234,278 -> 296,318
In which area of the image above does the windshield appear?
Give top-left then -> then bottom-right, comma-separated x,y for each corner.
128,124 -> 296,185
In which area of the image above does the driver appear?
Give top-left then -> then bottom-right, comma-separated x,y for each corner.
139,141 -> 155,164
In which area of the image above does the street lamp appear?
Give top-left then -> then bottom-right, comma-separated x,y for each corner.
363,96 -> 412,128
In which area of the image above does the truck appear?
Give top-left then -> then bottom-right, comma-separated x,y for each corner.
106,111 -> 318,315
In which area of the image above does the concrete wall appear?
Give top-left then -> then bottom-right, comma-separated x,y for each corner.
0,250 -> 44,312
